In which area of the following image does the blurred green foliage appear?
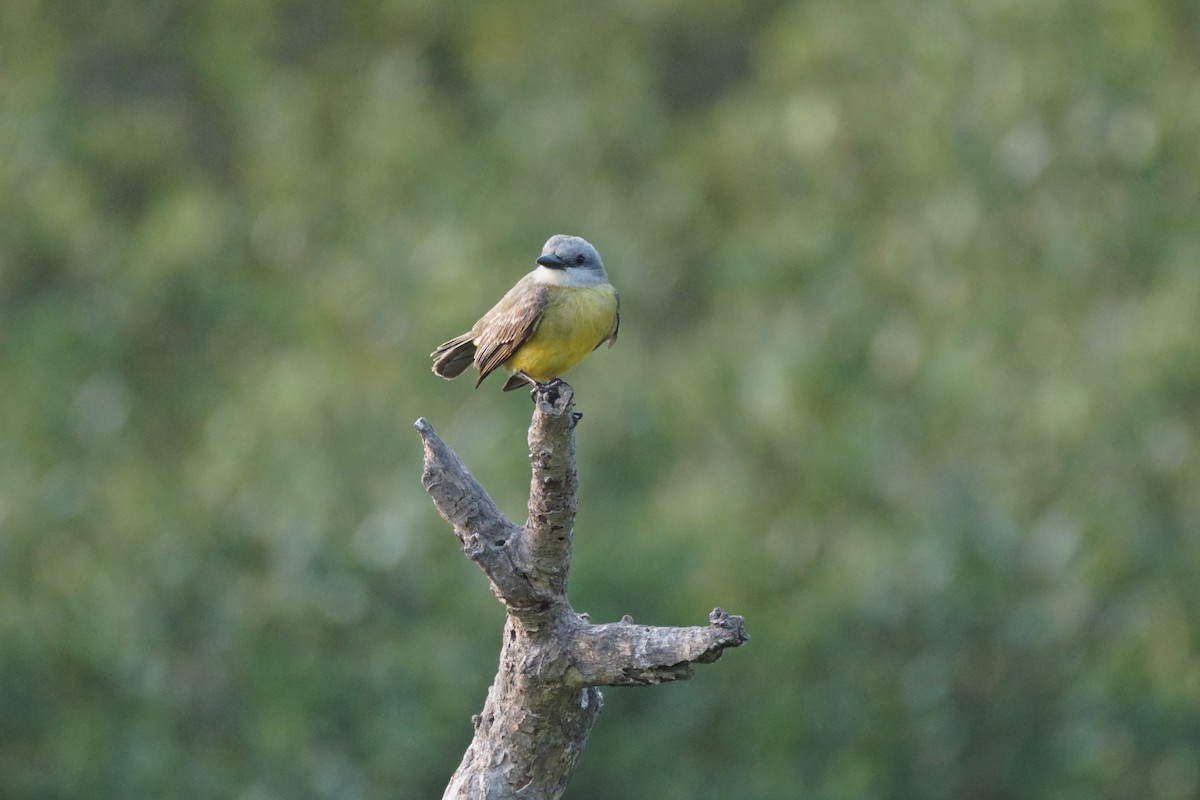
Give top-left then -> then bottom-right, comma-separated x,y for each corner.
3,0 -> 1200,797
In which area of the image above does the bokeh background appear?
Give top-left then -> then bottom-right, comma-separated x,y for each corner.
4,0 -> 1200,798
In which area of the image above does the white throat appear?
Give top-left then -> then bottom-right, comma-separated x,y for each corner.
532,266 -> 608,288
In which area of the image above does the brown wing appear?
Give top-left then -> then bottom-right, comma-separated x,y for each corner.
471,276 -> 548,386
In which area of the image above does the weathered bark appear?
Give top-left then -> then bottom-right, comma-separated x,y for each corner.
416,381 -> 748,800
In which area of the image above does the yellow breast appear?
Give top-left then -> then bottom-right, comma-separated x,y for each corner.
506,284 -> 618,382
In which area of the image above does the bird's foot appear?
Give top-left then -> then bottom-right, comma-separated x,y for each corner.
529,376 -> 566,403
529,378 -> 577,420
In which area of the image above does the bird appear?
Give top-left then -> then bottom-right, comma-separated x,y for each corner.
430,235 -> 619,392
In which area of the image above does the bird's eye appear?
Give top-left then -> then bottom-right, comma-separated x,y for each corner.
575,254 -> 586,265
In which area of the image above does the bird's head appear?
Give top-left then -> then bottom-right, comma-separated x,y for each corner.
536,235 -> 606,277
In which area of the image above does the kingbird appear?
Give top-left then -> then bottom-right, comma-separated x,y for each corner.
431,235 -> 620,391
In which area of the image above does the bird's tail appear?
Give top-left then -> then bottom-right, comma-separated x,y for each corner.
430,334 -> 477,379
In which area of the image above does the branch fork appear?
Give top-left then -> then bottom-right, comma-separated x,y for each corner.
417,382 -> 748,799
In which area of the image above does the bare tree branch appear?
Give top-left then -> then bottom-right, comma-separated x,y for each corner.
416,381 -> 748,799
564,608 -> 750,688
416,417 -> 537,609
520,385 -> 581,600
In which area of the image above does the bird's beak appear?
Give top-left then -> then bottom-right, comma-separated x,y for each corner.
536,253 -> 565,269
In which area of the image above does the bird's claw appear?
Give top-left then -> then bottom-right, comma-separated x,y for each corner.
528,376 -> 565,400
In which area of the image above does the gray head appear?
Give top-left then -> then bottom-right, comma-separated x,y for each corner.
535,235 -> 606,277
